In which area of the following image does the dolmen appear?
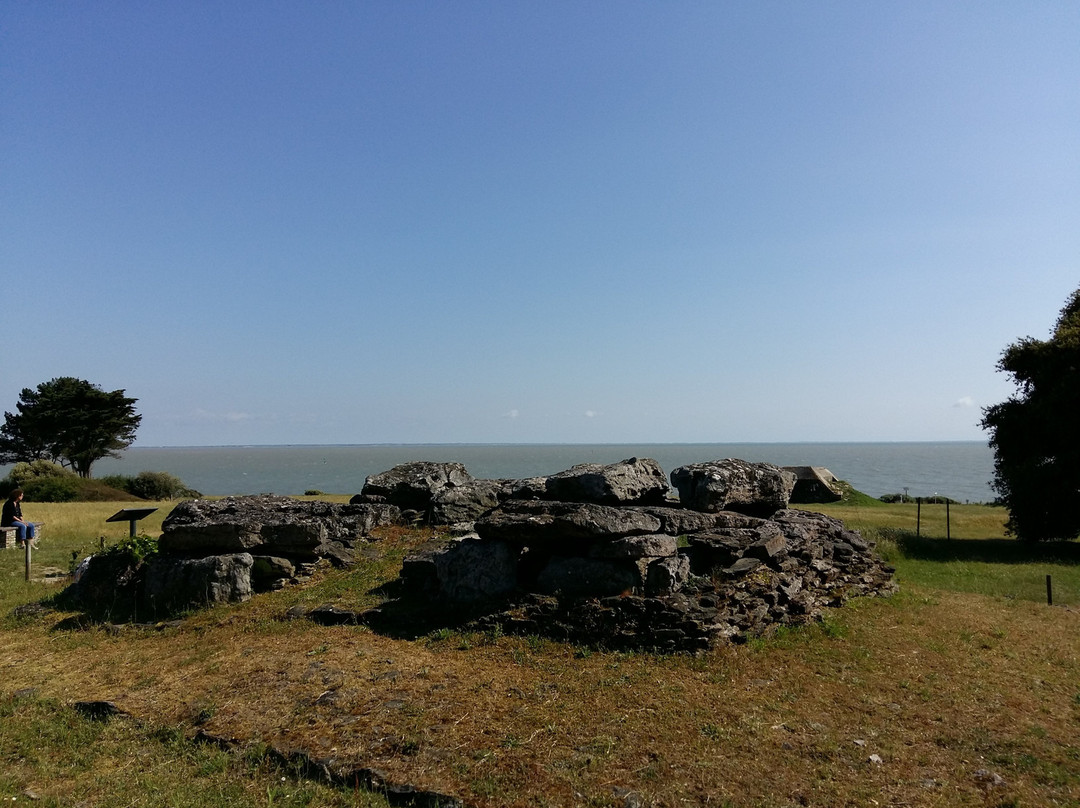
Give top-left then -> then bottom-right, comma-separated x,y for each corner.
70,496 -> 400,619
368,457 -> 895,653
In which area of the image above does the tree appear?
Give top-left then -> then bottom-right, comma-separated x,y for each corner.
0,377 -> 141,478
981,287 -> 1080,540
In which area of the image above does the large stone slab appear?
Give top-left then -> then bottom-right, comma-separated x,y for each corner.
159,495 -> 399,561
142,553 -> 254,613
475,500 -> 662,548
429,479 -> 507,525
646,554 -> 691,595
588,533 -> 678,559
353,461 -> 473,512
543,457 -> 670,505
670,459 -> 796,516
431,538 -> 520,602
770,508 -> 871,557
633,507 -> 769,537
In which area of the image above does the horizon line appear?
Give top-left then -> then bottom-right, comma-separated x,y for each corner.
125,439 -> 991,450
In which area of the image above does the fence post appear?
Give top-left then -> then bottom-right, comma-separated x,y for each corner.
946,500 -> 951,540
24,539 -> 31,582
1047,575 -> 1053,606
916,498 -> 921,537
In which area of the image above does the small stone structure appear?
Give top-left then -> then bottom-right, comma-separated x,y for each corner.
386,458 -> 895,652
784,466 -> 844,503
70,496 -> 400,617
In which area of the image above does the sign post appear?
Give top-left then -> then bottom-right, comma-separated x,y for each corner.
105,507 -> 159,538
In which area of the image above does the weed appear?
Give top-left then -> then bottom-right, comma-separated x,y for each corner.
700,723 -> 724,741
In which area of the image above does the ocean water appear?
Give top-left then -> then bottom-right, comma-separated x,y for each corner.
85,442 -> 997,503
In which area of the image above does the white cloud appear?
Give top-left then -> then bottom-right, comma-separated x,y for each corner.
192,408 -> 254,423
584,410 -> 597,418
953,396 -> 975,408
504,409 -> 520,419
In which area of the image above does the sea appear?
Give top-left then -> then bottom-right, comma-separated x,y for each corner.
79,442 -> 997,503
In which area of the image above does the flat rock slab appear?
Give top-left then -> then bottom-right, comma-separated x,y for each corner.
475,500 -> 663,547
543,457 -> 671,505
143,553 -> 254,612
159,495 -> 400,559
670,459 -> 797,516
353,461 -> 473,512
429,479 -> 507,525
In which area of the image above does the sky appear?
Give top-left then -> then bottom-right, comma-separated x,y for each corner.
2,2 -> 1078,447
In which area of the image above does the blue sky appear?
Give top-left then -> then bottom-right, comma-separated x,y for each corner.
3,2 -> 1078,446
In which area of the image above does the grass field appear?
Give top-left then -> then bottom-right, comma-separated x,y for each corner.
1,498 -> 1078,807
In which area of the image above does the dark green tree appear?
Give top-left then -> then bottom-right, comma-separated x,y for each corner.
0,377 -> 141,478
981,287 -> 1080,540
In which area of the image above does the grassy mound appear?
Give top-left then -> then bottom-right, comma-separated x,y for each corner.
828,479 -> 885,506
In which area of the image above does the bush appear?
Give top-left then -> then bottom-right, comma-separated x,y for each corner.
127,471 -> 187,500
921,495 -> 959,505
1,459 -> 78,497
101,533 -> 159,563
2,474 -> 139,503
878,493 -> 958,505
21,475 -> 80,502
8,459 -> 74,486
98,474 -> 131,491
2,465 -> 196,502
96,471 -> 201,500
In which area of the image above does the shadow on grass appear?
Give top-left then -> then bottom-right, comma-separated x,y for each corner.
888,530 -> 1080,565
358,578 -> 516,640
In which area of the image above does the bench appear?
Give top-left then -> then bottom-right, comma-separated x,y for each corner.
1,523 -> 44,549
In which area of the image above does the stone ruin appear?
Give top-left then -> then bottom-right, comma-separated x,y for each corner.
65,456 -> 894,652
361,457 -> 896,653
70,497 -> 400,619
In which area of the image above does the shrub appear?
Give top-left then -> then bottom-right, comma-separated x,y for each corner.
1,459 -> 78,497
878,493 -> 958,505
21,475 -> 80,502
921,495 -> 959,505
304,489 -> 325,496
101,533 -> 159,563
8,459 -> 74,485
127,471 -> 187,500
95,471 -> 201,500
98,474 -> 132,491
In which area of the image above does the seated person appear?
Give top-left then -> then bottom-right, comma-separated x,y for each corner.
2,488 -> 38,547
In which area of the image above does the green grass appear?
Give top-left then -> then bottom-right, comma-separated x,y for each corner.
803,500 -> 1080,605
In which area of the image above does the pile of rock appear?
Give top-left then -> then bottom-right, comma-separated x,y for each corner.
352,456 -> 672,527
71,495 -> 400,618
386,458 -> 895,652
66,456 -> 893,648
